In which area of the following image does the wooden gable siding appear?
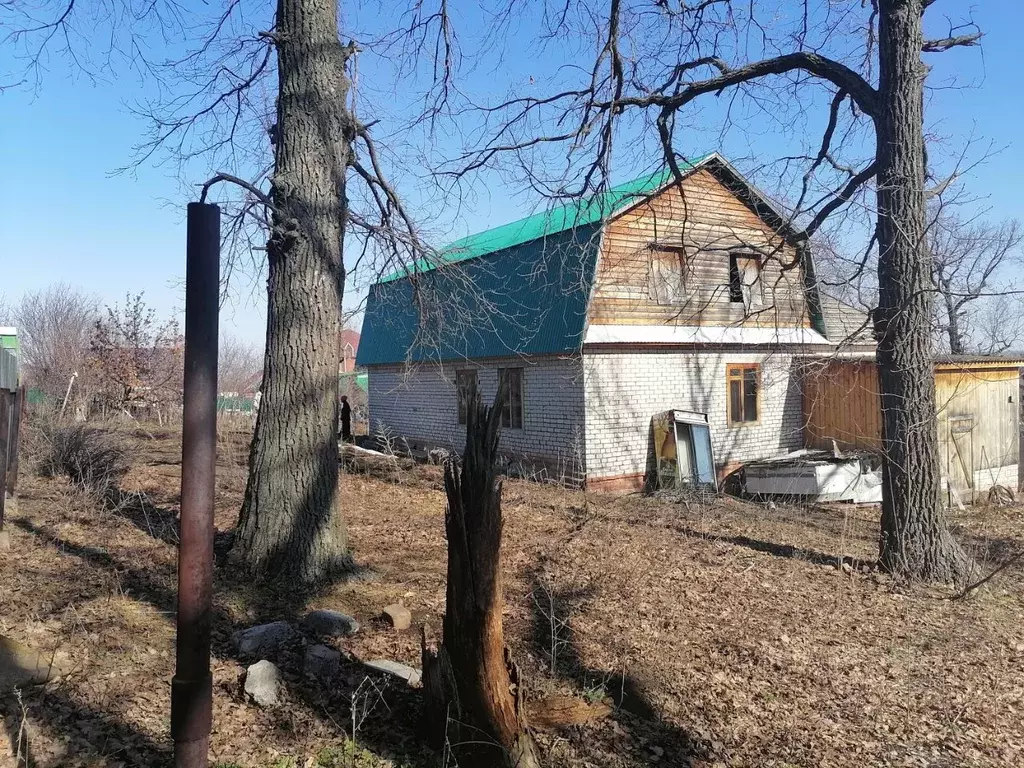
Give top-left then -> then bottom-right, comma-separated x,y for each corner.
588,168 -> 810,328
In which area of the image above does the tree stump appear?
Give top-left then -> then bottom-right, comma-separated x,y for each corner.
421,387 -> 541,768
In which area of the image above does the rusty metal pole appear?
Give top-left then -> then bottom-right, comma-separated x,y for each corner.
172,202 -> 220,768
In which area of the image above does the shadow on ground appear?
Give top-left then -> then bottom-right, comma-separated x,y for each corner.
3,518 -> 435,768
527,566 -> 713,767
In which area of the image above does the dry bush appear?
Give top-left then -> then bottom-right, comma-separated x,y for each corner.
35,424 -> 131,496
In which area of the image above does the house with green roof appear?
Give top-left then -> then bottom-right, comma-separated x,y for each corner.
357,153 -> 871,489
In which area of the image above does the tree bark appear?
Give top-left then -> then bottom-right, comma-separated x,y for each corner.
874,0 -> 972,583
422,387 -> 542,768
233,0 -> 353,584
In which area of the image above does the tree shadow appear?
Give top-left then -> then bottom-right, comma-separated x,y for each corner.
668,522 -> 875,570
7,518 -> 425,767
105,488 -> 181,547
527,567 -> 712,766
960,531 -> 1024,569
2,686 -> 172,768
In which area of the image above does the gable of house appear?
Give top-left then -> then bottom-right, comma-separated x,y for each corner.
589,166 -> 811,331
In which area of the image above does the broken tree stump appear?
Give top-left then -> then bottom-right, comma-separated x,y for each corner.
421,386 -> 541,768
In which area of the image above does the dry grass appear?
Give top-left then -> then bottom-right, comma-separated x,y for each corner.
1,427 -> 1023,767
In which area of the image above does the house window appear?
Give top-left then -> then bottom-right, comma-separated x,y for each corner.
649,246 -> 689,305
456,369 -> 477,425
727,364 -> 760,425
729,253 -> 763,309
498,368 -> 524,429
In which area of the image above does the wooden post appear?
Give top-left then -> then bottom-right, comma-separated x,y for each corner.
7,386 -> 24,497
0,389 -> 11,530
1018,371 -> 1023,492
421,384 -> 541,768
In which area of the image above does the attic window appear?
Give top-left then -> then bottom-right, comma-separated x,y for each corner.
649,246 -> 689,305
729,253 -> 763,310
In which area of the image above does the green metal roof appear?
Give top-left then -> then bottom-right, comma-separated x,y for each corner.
358,223 -> 602,365
380,156 -> 712,283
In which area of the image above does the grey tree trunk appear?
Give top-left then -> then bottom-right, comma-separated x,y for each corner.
233,0 -> 353,584
874,0 -> 971,583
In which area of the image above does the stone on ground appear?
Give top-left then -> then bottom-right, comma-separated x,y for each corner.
301,609 -> 360,637
365,659 -> 421,686
380,604 -> 412,631
232,621 -> 296,657
244,660 -> 282,707
303,644 -> 342,681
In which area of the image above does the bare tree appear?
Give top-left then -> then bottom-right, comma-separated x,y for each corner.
218,334 -> 262,395
973,294 -> 1024,357
89,293 -> 182,419
452,0 -> 984,584
11,284 -> 98,403
4,0 -> 456,585
928,213 -> 1023,355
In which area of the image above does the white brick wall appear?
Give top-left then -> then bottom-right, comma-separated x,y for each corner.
367,355 -> 586,481
368,348 -> 805,486
582,350 -> 804,479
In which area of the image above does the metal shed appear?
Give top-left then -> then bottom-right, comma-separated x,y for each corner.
0,328 -> 18,391
801,355 -> 1024,500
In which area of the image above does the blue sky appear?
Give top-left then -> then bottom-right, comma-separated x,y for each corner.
1,0 -> 1021,347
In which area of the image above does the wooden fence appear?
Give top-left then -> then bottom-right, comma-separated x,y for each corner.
0,386 -> 25,529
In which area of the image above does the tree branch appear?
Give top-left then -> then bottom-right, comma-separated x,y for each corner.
199,173 -> 274,209
606,51 -> 880,120
804,162 -> 878,237
923,33 -> 983,53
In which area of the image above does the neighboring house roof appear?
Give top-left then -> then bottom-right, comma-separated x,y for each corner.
358,154 -> 820,367
239,370 -> 263,395
340,329 -> 360,354
818,294 -> 874,344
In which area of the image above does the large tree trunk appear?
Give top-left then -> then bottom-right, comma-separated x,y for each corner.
422,388 -> 542,768
233,0 -> 353,584
874,0 -> 972,583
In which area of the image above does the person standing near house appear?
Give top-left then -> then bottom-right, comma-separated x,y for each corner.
340,395 -> 352,443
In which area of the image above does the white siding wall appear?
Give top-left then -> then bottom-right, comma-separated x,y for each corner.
583,349 -> 804,480
367,355 -> 586,481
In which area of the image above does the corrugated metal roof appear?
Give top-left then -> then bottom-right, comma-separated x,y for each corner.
379,154 -> 714,283
358,223 -> 601,365
935,354 -> 1024,366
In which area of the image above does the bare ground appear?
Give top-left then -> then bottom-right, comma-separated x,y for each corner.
2,427 -> 1023,767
